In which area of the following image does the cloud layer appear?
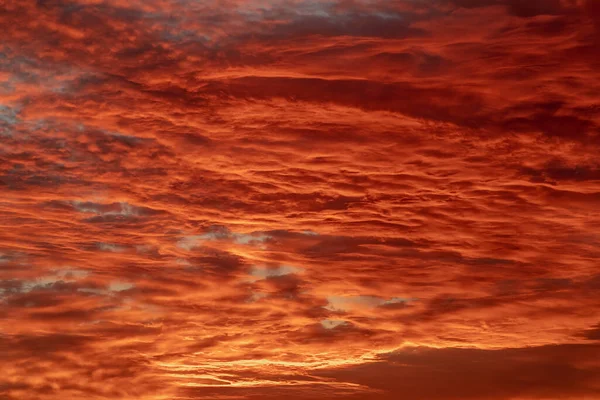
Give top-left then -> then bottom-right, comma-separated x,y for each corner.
1,0 -> 599,399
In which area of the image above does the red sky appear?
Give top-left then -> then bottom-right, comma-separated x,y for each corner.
1,0 -> 600,399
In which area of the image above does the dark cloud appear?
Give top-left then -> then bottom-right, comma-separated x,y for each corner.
315,344 -> 600,400
581,323 -> 600,341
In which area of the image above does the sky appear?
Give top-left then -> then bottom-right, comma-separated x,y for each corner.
1,0 -> 600,399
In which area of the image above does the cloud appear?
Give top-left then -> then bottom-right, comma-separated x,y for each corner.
0,0 -> 599,398
250,265 -> 301,279
580,323 -> 600,341
314,344 -> 600,400
325,295 -> 414,311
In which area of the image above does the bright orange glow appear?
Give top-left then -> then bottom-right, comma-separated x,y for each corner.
1,0 -> 599,399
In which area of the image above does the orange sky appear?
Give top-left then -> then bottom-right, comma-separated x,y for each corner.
1,0 -> 600,399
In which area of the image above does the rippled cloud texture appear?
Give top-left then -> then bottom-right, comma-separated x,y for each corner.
1,0 -> 600,399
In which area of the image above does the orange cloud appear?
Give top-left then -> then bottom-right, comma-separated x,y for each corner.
1,0 -> 599,399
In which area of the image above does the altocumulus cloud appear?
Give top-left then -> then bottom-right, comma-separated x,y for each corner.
0,0 -> 599,399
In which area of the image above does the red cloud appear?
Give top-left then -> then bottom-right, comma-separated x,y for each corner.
1,0 -> 599,399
